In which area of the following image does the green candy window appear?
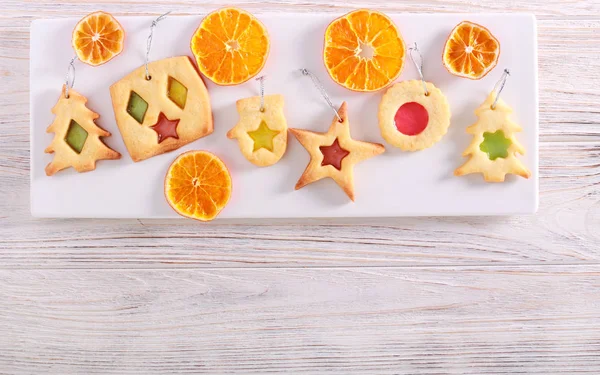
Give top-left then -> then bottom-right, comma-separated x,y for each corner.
64,120 -> 88,154
167,77 -> 188,109
480,130 -> 512,160
126,91 -> 149,124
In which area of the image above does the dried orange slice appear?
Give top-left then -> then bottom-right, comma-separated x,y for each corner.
324,9 -> 405,92
443,21 -> 500,80
164,151 -> 232,222
72,11 -> 125,66
190,8 -> 270,85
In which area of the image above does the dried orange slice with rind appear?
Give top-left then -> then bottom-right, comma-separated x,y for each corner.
164,151 -> 232,222
324,9 -> 405,92
72,11 -> 125,66
443,21 -> 500,80
190,8 -> 270,85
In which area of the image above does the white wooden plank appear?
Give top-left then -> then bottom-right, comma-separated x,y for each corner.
0,266 -> 599,374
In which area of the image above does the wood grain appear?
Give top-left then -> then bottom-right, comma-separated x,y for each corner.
1,266 -> 599,374
1,0 -> 600,373
0,3 -> 599,267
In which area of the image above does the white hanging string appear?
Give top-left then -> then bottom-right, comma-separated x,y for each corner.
64,56 -> 78,99
300,68 -> 342,122
256,75 -> 266,112
491,69 -> 511,110
145,11 -> 171,80
408,42 -> 429,96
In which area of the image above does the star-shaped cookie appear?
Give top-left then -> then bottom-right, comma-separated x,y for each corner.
289,102 -> 385,201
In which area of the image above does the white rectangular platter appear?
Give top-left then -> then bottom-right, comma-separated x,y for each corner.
30,13 -> 538,218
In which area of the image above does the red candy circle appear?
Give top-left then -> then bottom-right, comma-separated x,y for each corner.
394,102 -> 429,136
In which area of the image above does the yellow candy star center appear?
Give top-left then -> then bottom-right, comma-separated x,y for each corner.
248,121 -> 279,152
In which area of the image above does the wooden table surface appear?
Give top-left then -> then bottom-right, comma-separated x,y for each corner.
1,0 -> 600,373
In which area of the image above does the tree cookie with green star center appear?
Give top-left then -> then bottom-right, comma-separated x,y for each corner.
227,94 -> 288,167
455,92 -> 530,182
480,130 -> 511,160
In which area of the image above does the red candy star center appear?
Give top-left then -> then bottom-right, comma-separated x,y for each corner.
151,112 -> 180,143
319,138 -> 350,170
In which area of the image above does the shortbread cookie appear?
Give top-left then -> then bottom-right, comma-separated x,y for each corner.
378,80 -> 450,151
110,56 -> 213,162
227,94 -> 287,167
455,92 -> 530,182
45,85 -> 121,176
289,102 -> 385,201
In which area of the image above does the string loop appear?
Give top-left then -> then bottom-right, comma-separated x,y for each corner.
256,75 -> 266,112
408,42 -> 429,96
491,69 -> 510,110
145,11 -> 171,80
300,68 -> 342,122
64,56 -> 78,99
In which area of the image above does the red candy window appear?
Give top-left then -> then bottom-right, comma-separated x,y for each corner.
394,102 -> 429,136
320,138 -> 349,170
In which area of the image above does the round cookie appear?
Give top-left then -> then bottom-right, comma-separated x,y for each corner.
378,80 -> 450,151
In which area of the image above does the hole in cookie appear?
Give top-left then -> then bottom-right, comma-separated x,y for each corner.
64,119 -> 88,154
320,138 -> 349,171
479,130 -> 512,160
167,76 -> 188,109
126,91 -> 149,124
394,102 -> 429,136
248,120 -> 279,152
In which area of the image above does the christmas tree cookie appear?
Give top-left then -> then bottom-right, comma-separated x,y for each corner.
455,92 -> 531,182
45,86 -> 121,176
290,102 -> 385,201
227,94 -> 288,167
